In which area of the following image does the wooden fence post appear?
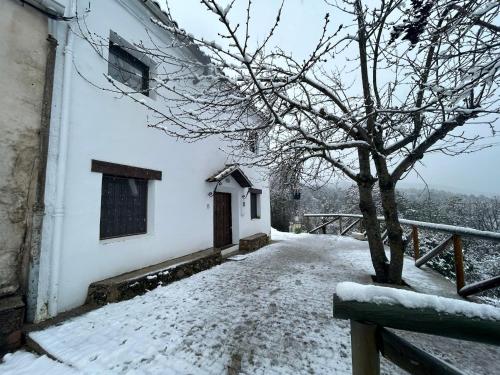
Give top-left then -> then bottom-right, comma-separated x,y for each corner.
453,234 -> 465,292
322,220 -> 327,234
339,217 -> 343,235
412,226 -> 420,261
350,320 -> 380,375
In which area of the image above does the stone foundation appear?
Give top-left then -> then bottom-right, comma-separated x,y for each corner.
239,233 -> 269,252
86,248 -> 222,306
0,295 -> 24,355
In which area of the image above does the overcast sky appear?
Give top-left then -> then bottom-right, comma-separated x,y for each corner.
163,0 -> 500,197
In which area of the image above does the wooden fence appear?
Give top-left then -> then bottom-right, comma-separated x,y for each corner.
304,213 -> 500,297
333,290 -> 500,375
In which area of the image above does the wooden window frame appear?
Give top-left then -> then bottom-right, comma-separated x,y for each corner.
91,160 -> 162,180
92,160 -> 161,240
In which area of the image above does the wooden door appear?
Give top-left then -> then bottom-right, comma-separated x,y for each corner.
214,192 -> 232,248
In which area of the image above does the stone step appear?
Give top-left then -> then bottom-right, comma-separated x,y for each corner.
86,248 -> 222,306
0,295 -> 24,355
239,233 -> 269,252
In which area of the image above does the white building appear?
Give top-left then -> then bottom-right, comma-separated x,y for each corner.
6,0 -> 271,324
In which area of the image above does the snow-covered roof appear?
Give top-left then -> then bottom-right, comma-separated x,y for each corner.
136,1 -> 269,127
137,0 -> 211,65
206,164 -> 253,188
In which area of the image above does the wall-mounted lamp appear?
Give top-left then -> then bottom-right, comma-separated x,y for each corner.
241,189 -> 251,200
208,179 -> 224,197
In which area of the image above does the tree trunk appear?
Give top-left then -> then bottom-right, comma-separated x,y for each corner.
374,157 -> 405,284
357,149 -> 389,282
352,0 -> 389,282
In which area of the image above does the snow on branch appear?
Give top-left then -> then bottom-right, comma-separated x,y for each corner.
71,0 -> 500,190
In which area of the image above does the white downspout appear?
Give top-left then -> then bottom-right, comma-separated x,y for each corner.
47,0 -> 76,317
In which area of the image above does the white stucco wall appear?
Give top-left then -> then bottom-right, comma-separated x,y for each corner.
40,0 -> 270,315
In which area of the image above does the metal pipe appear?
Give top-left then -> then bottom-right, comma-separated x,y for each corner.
48,0 -> 76,317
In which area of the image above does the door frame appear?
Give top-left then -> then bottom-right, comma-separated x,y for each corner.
213,192 -> 232,248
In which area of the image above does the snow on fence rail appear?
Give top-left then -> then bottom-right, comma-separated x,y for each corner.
333,282 -> 500,375
304,213 -> 500,297
304,213 -> 500,242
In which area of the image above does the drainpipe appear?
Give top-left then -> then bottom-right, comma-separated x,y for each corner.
47,0 -> 76,317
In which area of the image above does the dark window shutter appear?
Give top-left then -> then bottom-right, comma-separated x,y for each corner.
100,175 -> 148,239
250,193 -> 258,219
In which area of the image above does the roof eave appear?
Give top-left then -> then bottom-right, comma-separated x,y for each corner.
206,165 -> 253,188
138,0 -> 211,65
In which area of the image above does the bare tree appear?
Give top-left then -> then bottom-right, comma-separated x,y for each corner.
74,0 -> 500,283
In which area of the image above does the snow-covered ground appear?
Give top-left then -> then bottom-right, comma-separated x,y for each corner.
0,351 -> 78,375
2,230 -> 499,374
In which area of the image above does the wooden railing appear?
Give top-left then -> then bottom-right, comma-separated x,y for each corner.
304,213 -> 500,297
333,285 -> 500,375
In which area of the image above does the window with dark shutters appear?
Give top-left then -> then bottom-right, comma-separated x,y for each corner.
250,193 -> 259,219
92,160 -> 161,240
99,175 -> 148,239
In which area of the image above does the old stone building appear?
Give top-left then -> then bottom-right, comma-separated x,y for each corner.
0,0 -> 62,353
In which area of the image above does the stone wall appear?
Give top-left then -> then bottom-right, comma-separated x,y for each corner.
239,233 -> 269,252
0,296 -> 24,354
0,1 -> 48,298
86,250 -> 222,306
0,0 -> 50,354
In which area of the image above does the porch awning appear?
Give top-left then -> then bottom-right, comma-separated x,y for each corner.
206,164 -> 253,188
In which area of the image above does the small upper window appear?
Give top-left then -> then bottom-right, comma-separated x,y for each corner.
248,131 -> 258,153
108,41 -> 149,96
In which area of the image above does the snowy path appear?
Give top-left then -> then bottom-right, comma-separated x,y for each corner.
2,231 -> 499,374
